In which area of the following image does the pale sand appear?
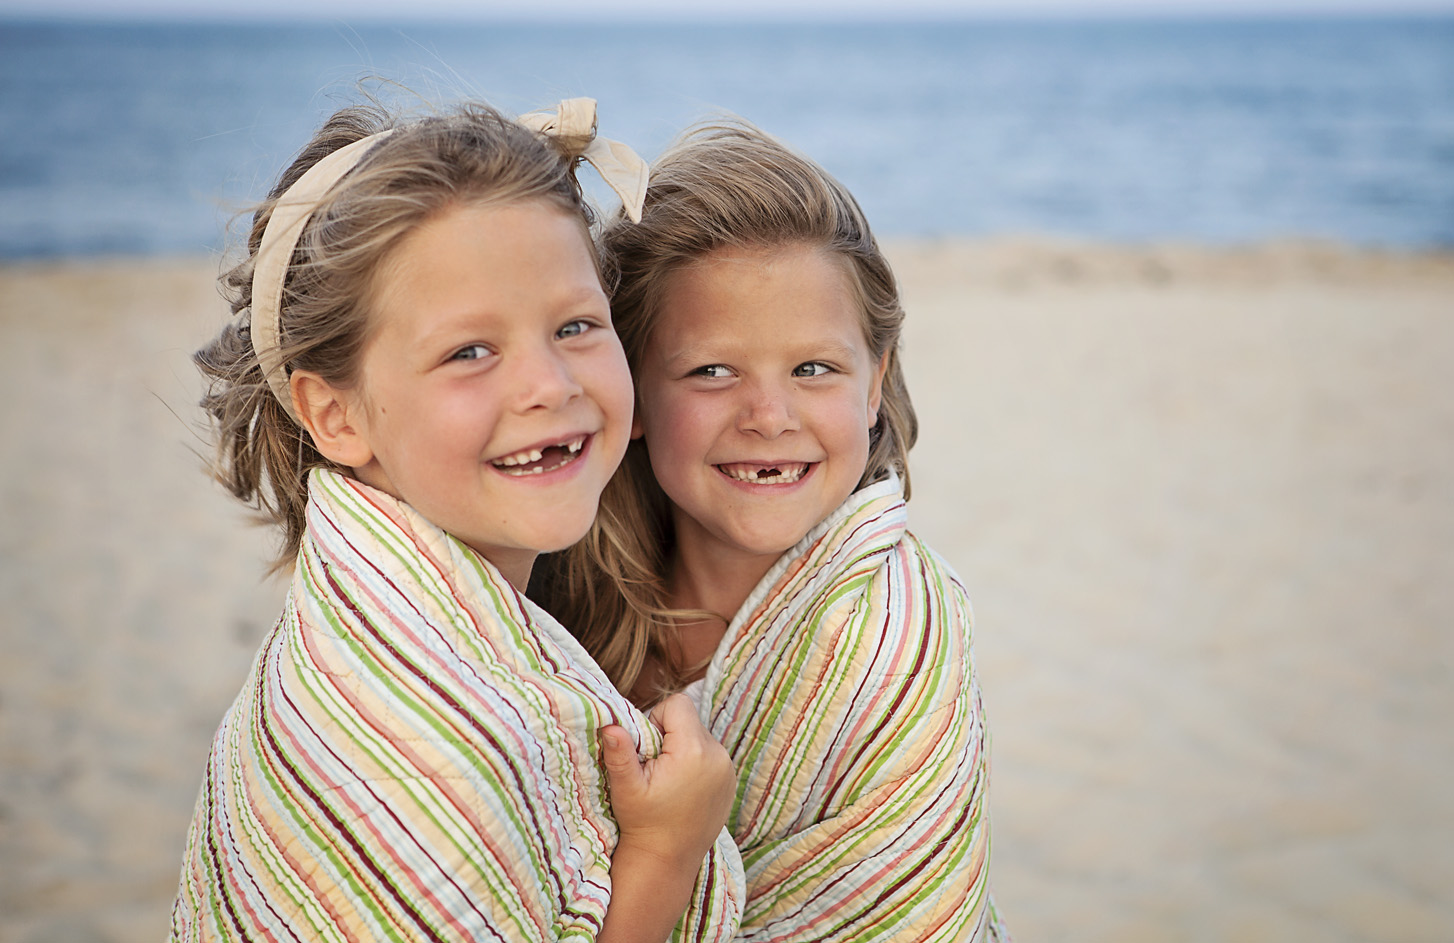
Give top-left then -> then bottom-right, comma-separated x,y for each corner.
1,243 -> 1450,941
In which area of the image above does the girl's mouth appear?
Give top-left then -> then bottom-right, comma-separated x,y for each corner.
491,435 -> 587,476
716,461 -> 811,485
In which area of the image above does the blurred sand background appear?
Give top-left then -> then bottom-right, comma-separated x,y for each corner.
1,241 -> 1451,941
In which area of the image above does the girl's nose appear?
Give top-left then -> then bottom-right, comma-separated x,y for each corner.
736,381 -> 799,438
514,347 -> 583,412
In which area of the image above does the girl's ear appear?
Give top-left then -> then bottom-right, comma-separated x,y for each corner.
291,370 -> 374,469
867,351 -> 890,425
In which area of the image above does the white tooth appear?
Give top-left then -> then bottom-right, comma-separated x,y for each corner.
568,437 -> 584,453
497,449 -> 541,468
500,448 -> 541,467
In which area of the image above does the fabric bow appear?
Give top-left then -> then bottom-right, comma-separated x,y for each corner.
518,97 -> 649,223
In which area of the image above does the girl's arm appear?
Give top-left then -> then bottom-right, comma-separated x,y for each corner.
597,694 -> 737,943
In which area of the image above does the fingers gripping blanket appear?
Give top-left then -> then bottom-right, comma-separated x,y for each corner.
697,476 -> 1006,942
173,469 -> 744,943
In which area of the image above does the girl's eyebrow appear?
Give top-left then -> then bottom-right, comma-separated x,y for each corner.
799,341 -> 862,362
659,338 -> 864,371
413,285 -> 611,346
658,341 -> 728,370
412,310 -> 501,350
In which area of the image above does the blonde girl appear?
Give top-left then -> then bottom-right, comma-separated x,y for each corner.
534,121 -> 1007,942
173,99 -> 744,943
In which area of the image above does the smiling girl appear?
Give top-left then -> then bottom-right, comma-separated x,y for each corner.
172,100 -> 743,943
534,121 -> 1008,941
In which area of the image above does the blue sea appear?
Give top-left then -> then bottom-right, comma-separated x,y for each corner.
1,16 -> 1452,258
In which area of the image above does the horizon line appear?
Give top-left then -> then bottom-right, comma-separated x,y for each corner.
5,7 -> 1454,23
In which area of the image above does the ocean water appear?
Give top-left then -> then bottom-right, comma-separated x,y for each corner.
0,16 -> 1452,258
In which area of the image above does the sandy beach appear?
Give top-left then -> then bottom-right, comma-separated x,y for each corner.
1,241 -> 1450,941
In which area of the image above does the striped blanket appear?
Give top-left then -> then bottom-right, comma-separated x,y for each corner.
696,475 -> 1006,942
173,469 -> 743,943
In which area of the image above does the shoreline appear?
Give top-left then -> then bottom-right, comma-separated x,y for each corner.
6,235 -> 1454,280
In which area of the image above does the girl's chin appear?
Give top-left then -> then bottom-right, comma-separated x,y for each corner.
708,524 -> 811,563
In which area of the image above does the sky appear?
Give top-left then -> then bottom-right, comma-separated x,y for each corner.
3,0 -> 1454,20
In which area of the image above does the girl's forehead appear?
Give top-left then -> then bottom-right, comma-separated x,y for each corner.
655,244 -> 864,328
665,242 -> 849,296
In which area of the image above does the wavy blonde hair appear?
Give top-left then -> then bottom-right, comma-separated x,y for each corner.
196,100 -> 601,573
530,119 -> 918,702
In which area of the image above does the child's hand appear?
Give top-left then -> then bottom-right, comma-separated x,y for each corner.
599,694 -> 736,867
597,697 -> 736,942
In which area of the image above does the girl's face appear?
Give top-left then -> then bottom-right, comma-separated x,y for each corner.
633,242 -> 887,577
341,200 -> 633,587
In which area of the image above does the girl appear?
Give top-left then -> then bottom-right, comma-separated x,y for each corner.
534,122 -> 1008,941
173,99 -> 744,943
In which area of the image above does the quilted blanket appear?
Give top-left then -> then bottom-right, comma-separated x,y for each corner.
172,468 -> 743,942
696,475 -> 1006,942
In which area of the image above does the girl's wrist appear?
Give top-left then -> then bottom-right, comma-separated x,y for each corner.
602,837 -> 705,943
614,828 -> 713,872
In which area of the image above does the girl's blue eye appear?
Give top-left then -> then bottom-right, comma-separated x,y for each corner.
451,344 -> 492,361
695,364 -> 732,379
793,362 -> 831,378
557,319 -> 592,339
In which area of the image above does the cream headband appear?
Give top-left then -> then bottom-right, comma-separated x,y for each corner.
249,97 -> 649,422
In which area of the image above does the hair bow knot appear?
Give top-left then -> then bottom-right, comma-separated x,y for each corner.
518,98 -> 649,223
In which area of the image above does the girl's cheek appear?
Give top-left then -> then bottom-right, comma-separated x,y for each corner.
676,396 -> 720,426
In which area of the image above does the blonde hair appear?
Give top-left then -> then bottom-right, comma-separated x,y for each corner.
197,100 -> 600,573
531,119 -> 918,701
